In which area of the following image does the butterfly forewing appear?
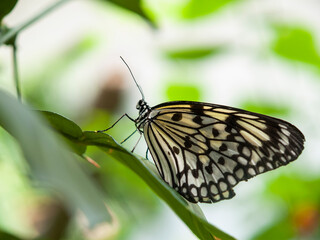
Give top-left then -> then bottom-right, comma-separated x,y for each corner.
143,101 -> 305,203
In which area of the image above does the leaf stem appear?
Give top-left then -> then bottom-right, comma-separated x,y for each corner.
12,43 -> 21,101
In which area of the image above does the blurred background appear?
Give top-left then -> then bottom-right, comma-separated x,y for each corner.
0,0 -> 319,239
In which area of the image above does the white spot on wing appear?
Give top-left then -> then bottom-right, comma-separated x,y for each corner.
248,168 -> 256,176
206,112 -> 228,121
279,124 -> 287,129
210,184 -> 218,194
222,191 -> 230,198
213,195 -> 220,201
227,175 -> 237,186
201,187 -> 208,196
219,182 -> 228,191
250,151 -> 260,165
237,120 -> 270,141
240,130 -> 262,147
238,156 -> 248,165
242,146 -> 251,157
245,119 -> 267,129
281,128 -> 291,136
214,108 -> 237,113
235,168 -> 244,179
235,113 -> 259,119
199,155 -> 210,165
191,187 -> 197,196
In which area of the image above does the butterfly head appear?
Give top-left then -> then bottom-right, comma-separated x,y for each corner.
136,99 -> 150,114
135,99 -> 151,130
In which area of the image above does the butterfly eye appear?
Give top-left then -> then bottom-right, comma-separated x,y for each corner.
136,99 -> 145,110
136,101 -> 142,110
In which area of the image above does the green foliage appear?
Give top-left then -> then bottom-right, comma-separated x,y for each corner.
182,0 -> 239,19
166,83 -> 202,101
0,230 -> 21,240
165,47 -> 222,60
251,218 -> 295,240
268,174 -> 320,206
103,0 -> 155,26
0,90 -> 111,229
252,174 -> 320,240
272,26 -> 320,67
40,111 -> 87,155
241,100 -> 291,116
0,0 -> 18,24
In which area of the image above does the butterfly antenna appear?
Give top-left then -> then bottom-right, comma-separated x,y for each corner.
120,56 -> 145,100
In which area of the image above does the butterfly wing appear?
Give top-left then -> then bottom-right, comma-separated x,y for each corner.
143,101 -> 305,203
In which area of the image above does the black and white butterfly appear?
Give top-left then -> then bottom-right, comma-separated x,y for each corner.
105,57 -> 305,204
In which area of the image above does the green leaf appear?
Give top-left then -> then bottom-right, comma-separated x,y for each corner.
182,0 -> 239,19
104,0 -> 156,26
166,83 -> 202,102
0,0 -> 18,24
40,111 -> 83,139
80,131 -> 235,240
0,230 -> 21,240
165,47 -> 222,60
272,26 -> 320,66
0,90 -> 111,227
40,111 -> 86,155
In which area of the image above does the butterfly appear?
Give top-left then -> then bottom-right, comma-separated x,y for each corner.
105,57 -> 305,204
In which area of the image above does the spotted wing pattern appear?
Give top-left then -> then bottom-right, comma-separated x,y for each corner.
143,101 -> 305,203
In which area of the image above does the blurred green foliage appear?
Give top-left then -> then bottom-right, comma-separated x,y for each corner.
252,218 -> 295,240
0,91 -> 111,229
241,100 -> 291,116
182,0 -> 239,19
252,174 -> 320,239
0,0 -> 316,240
165,47 -> 222,60
166,83 -> 202,101
25,35 -> 98,112
268,175 -> 320,208
272,26 -> 320,68
103,0 -> 155,26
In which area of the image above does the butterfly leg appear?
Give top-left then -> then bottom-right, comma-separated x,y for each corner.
145,147 -> 149,160
121,129 -> 137,144
97,114 -> 135,132
131,132 -> 142,153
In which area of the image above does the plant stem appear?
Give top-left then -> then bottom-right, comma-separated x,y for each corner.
0,0 -> 71,46
12,43 -> 21,101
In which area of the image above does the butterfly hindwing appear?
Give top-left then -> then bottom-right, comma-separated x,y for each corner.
143,101 -> 305,203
